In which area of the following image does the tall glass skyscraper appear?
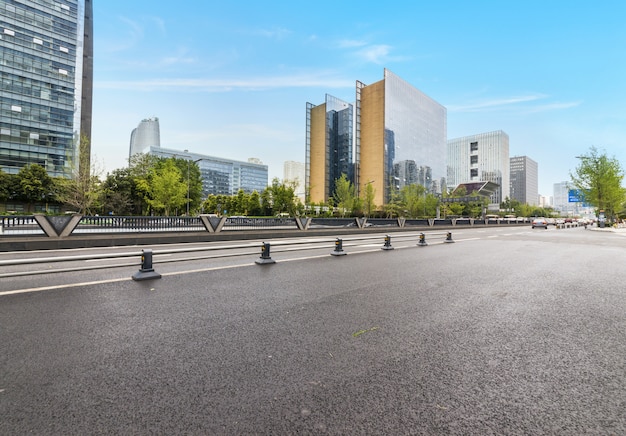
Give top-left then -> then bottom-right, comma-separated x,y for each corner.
307,70 -> 446,206
129,117 -> 160,160
357,69 -> 447,205
0,0 -> 93,178
447,130 -> 510,205
306,94 -> 353,203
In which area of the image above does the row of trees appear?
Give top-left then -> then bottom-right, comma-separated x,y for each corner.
1,145 -> 624,219
0,153 -> 301,217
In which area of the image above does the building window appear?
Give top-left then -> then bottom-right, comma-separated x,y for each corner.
470,168 -> 478,178
470,155 -> 478,164
470,141 -> 478,152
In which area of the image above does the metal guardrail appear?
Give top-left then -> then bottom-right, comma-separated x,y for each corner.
0,216 -> 45,235
0,214 -> 531,238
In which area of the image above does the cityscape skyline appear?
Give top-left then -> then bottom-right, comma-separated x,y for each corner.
89,1 -> 626,198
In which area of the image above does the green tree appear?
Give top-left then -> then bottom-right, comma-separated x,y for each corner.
16,164 -> 54,212
400,184 -> 427,217
170,157 -> 202,215
101,168 -> 136,215
362,182 -> 376,217
333,174 -> 356,217
136,159 -> 187,216
263,178 -> 296,215
247,191 -> 263,216
570,147 -> 626,220
55,135 -> 102,214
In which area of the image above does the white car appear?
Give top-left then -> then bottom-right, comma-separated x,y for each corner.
532,217 -> 548,229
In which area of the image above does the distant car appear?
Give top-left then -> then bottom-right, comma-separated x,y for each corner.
532,217 -> 549,229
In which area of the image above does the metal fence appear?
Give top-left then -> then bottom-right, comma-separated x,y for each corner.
0,214 -> 531,238
72,216 -> 206,234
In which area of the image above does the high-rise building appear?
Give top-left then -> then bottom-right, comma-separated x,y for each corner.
129,117 -> 160,160
510,156 -> 538,206
356,69 -> 447,206
0,0 -> 93,178
147,147 -> 268,197
447,130 -> 510,205
306,94 -> 353,203
283,160 -> 305,202
306,70 -> 447,207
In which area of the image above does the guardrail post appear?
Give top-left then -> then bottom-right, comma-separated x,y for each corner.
255,242 -> 276,264
331,238 -> 347,256
382,234 -> 394,250
417,233 -> 428,246
132,249 -> 162,281
444,232 -> 455,243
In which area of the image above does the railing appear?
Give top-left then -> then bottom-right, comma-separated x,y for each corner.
0,214 -> 531,238
73,216 -> 206,233
0,216 -> 45,235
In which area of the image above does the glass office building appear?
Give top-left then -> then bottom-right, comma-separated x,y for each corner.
357,69 -> 447,205
148,147 -> 268,197
447,130 -> 510,205
0,0 -> 93,178
306,94 -> 353,203
510,155 -> 538,206
129,117 -> 160,160
307,70 -> 446,206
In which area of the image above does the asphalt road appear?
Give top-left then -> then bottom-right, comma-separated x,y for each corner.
1,227 -> 625,435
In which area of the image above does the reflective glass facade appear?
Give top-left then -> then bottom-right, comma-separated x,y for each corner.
305,94 -> 353,203
149,147 -> 268,197
358,69 -> 447,205
0,0 -> 92,178
447,130 -> 510,205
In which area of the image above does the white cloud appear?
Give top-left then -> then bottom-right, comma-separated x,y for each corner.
447,94 -> 548,112
96,73 -> 354,91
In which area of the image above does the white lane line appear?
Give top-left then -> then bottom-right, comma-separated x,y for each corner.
487,235 -> 498,238
1,239 -> 469,296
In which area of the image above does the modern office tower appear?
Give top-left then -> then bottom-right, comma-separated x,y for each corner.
129,117 -> 160,160
0,0 -> 93,178
306,70 -> 446,207
356,69 -> 447,206
510,156 -> 539,205
447,130 -> 510,205
147,147 -> 268,197
306,94 -> 353,203
283,160 -> 305,201
552,181 -> 576,215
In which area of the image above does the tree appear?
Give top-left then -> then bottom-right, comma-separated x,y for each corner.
16,164 -> 54,212
570,146 -> 626,221
333,174 -> 356,217
101,168 -> 136,215
136,159 -> 187,216
263,178 -> 297,215
170,157 -> 202,215
55,135 -> 102,214
400,184 -> 426,217
363,182 -> 376,217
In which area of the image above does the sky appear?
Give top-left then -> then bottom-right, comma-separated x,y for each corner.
91,0 -> 626,198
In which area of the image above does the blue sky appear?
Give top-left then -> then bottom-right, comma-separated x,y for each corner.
92,1 -> 626,198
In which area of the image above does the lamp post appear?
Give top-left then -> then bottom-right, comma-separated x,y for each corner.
364,180 -> 375,217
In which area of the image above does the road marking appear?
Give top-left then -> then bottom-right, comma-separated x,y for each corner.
0,240 -> 463,296
488,235 -> 498,238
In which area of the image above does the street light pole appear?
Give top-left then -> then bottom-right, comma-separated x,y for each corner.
184,150 -> 190,216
